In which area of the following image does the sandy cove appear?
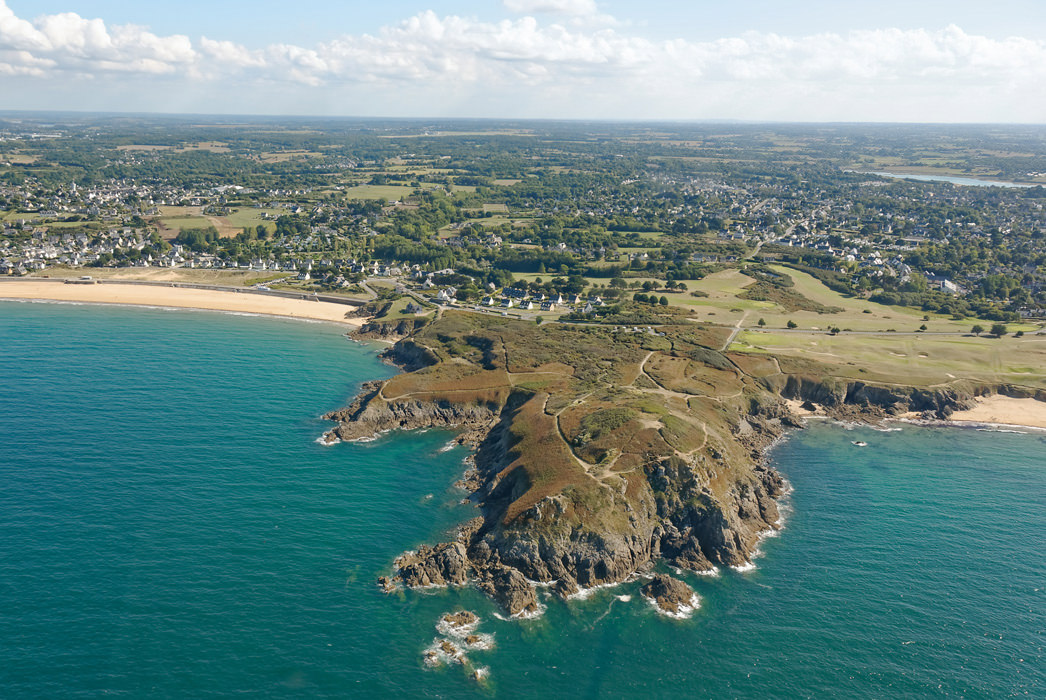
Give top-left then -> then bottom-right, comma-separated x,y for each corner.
945,395 -> 1046,430
787,396 -> 1046,431
0,279 -> 367,327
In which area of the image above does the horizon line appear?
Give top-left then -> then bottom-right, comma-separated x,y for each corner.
1,109 -> 1044,128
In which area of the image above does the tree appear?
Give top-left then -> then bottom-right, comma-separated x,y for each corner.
971,324 -> 984,336
757,318 -> 766,327
990,323 -> 1008,337
659,296 -> 669,306
787,320 -> 798,329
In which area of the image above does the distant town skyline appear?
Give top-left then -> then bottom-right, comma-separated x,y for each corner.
2,0 -> 1045,122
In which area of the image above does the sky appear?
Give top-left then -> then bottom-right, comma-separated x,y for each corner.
2,0 -> 1045,122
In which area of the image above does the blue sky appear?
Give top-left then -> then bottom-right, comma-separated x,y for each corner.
9,1 -> 1045,45
2,0 -> 1045,121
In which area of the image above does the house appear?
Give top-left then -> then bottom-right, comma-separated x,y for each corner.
500,298 -> 514,308
926,274 -> 963,295
540,301 -> 556,312
482,296 -> 496,307
519,300 -> 534,310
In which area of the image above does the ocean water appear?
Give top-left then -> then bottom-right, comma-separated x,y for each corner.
1,301 -> 1043,699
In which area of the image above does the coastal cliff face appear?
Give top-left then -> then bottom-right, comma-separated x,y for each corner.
326,311 -> 1032,616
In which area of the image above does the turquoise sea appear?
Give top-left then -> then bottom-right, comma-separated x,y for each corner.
1,301 -> 1043,698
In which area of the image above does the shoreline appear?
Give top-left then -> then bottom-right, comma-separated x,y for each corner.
0,279 -> 367,328
936,395 -> 1046,430
787,396 -> 1046,432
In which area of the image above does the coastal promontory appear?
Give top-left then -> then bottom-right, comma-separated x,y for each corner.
325,307 -> 1039,614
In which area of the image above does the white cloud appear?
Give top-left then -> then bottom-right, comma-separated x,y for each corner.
0,1 -> 1044,121
503,0 -> 599,16
0,2 -> 194,75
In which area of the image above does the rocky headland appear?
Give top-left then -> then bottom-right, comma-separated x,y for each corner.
328,311 -> 1035,617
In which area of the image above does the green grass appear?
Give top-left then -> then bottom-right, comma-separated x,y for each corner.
2,212 -> 42,223
222,208 -> 280,231
730,330 -> 1046,388
158,216 -> 213,232
343,184 -> 416,200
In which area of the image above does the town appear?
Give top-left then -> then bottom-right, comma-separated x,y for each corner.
2,117 -> 1045,324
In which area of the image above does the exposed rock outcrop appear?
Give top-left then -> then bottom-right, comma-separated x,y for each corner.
324,387 -> 499,443
474,565 -> 539,617
440,610 -> 479,629
769,375 -> 981,419
395,542 -> 470,587
641,574 -> 697,615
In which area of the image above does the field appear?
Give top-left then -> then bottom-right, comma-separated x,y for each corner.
257,150 -> 320,163
155,206 -> 277,238
342,184 -> 416,200
664,267 -> 1031,333
730,330 -> 1046,388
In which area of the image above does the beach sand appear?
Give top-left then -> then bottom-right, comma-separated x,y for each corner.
946,395 -> 1046,430
0,280 -> 367,327
791,396 -> 1046,431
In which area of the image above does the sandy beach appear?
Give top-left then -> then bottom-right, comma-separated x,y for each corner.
946,395 -> 1046,430
788,396 -> 1046,431
0,280 -> 367,327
